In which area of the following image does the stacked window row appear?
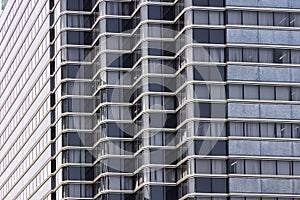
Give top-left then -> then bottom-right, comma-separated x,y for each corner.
229,122 -> 300,138
228,84 -> 300,101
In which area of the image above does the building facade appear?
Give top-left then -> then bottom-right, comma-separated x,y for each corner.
1,0 -> 300,200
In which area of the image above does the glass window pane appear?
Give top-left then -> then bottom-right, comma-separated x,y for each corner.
293,161 -> 300,175
291,50 -> 300,64
194,10 -> 208,24
210,29 -> 225,44
227,10 -> 242,24
243,11 -> 257,25
243,48 -> 258,62
210,48 -> 224,62
259,48 -> 273,63
229,122 -> 243,136
244,85 -> 258,99
276,86 -> 290,101
228,85 -> 243,99
276,123 -> 291,138
292,124 -> 300,138
212,178 -> 227,193
228,48 -> 243,62
292,87 -> 300,101
274,12 -> 289,26
277,161 -> 291,175
290,13 -> 300,27
244,123 -> 259,137
274,49 -> 290,63
209,11 -> 224,25
193,29 -> 209,43
259,12 -> 273,26
229,159 -> 244,174
195,159 -> 211,174
212,160 -> 226,174
260,86 -> 275,100
245,160 -> 260,174
148,6 -> 161,20
193,0 -> 208,6
194,84 -> 209,99
261,160 -> 276,175
260,123 -> 275,137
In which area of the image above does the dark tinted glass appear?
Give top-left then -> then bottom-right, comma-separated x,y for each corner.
193,0 -> 209,6
195,177 -> 211,192
210,29 -> 225,44
193,29 -> 209,43
148,6 -> 161,20
212,178 -> 227,192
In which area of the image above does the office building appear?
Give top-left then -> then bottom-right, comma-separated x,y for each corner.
1,0 -> 300,199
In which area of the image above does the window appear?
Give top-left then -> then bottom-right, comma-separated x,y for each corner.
259,12 -> 273,26
193,29 -> 209,43
106,18 -> 131,33
243,11 -> 257,25
276,86 -> 290,101
244,123 -> 259,137
195,178 -> 227,193
229,159 -> 244,174
260,123 -> 275,137
194,140 -> 227,156
194,10 -> 208,24
193,66 -> 225,81
259,49 -> 273,63
260,86 -> 274,100
276,123 -> 291,138
193,29 -> 225,44
148,5 -> 174,20
274,49 -> 290,64
228,85 -> 243,99
243,48 -> 258,62
245,160 -> 260,174
193,0 -> 224,7
244,85 -> 258,99
261,160 -> 276,175
227,10 -> 241,25
277,161 -> 291,175
292,87 -> 300,101
229,122 -> 243,136
274,12 -> 289,26
228,48 -> 243,62
195,159 -> 211,174
209,11 -> 224,25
